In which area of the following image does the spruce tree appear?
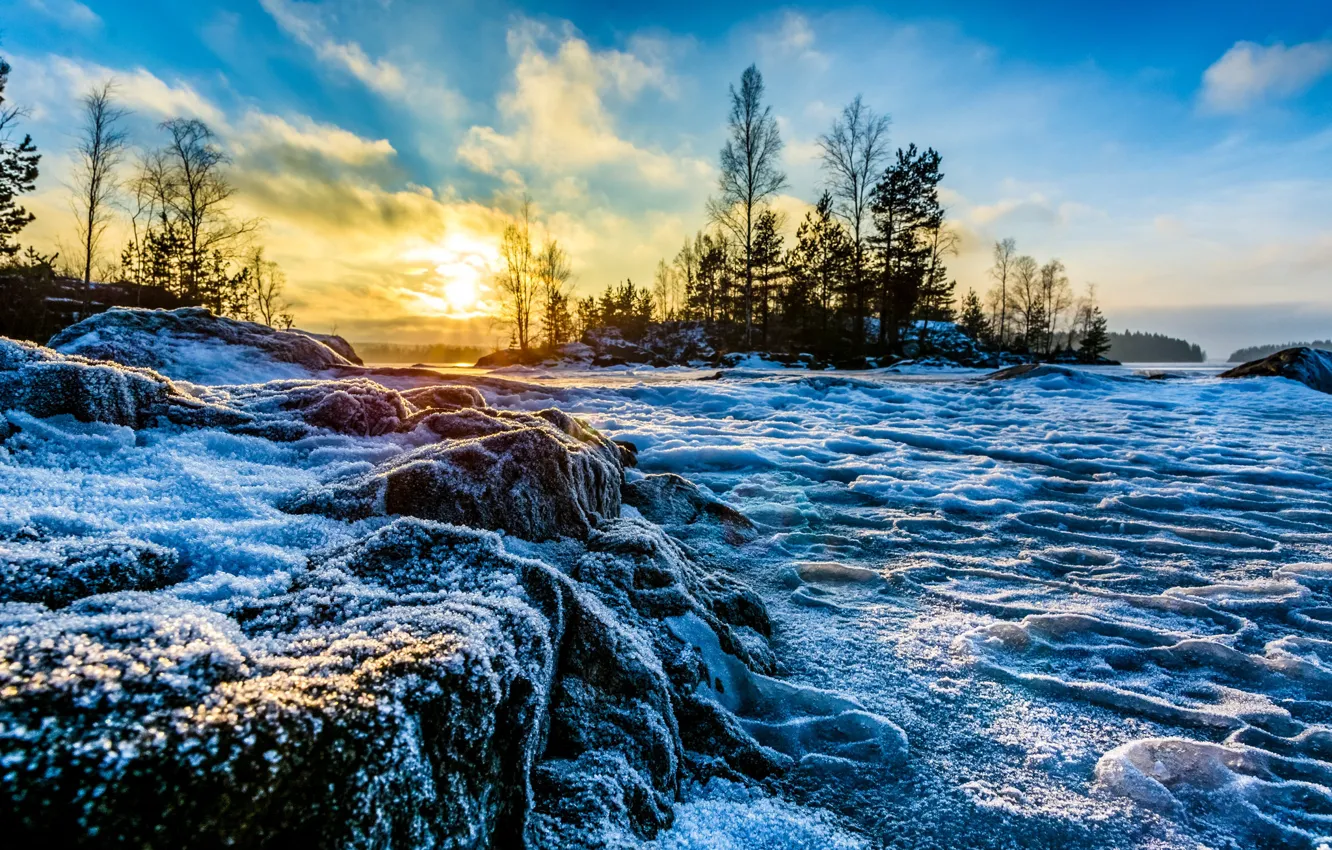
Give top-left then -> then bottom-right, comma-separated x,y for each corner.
0,56 -> 41,259
1078,306 -> 1110,362
957,289 -> 988,344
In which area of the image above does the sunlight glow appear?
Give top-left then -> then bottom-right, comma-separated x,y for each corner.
401,231 -> 502,319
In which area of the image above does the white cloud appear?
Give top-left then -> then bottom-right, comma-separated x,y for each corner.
458,19 -> 708,188
235,112 -> 396,165
758,12 -> 829,71
19,55 -> 225,125
259,0 -> 404,94
1201,40 -> 1332,112
23,0 -> 100,31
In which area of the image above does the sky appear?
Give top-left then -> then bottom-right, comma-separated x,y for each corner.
4,0 -> 1331,357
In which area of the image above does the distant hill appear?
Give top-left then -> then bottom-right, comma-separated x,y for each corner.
1107,330 -> 1205,363
1228,340 -> 1332,363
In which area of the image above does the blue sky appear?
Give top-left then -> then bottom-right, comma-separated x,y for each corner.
6,0 -> 1331,355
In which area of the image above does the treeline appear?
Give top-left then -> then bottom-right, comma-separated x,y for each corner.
355,342 -> 489,365
1228,340 -> 1332,363
0,56 -> 295,343
497,66 -> 1113,363
1106,331 -> 1205,363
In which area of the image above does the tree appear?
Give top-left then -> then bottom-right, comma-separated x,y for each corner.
1037,258 -> 1072,354
124,118 -> 257,313
247,247 -> 292,328
497,199 -> 538,351
957,289 -> 988,343
1010,254 -> 1040,351
71,81 -> 129,286
871,144 -> 941,354
787,192 -> 850,345
536,239 -> 573,348
915,210 -> 958,349
1078,306 -> 1110,361
818,95 -> 890,351
751,208 -> 785,348
988,238 -> 1016,348
707,65 -> 786,348
0,56 -> 40,260
156,119 -> 256,304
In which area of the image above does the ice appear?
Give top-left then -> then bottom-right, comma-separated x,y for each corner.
511,363 -> 1332,848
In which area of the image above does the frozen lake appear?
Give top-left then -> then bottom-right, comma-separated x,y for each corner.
482,364 -> 1332,848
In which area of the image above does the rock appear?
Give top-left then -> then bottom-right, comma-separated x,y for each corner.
0,514 -> 783,848
288,407 -> 624,541
624,473 -> 758,544
0,534 -> 186,607
1219,347 -> 1332,394
48,307 -> 358,383
474,348 -> 549,368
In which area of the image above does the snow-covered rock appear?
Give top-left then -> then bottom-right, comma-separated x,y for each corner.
4,323 -> 916,847
288,406 -> 624,540
48,307 -> 360,383
1220,346 -> 1332,394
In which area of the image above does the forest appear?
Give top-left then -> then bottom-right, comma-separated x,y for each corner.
492,66 -> 1115,364
1229,339 -> 1332,362
1106,331 -> 1206,363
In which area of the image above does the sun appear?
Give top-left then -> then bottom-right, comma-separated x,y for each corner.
439,262 -> 481,313
402,231 -> 500,318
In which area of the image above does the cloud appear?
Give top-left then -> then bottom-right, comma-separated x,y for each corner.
23,0 -> 100,31
758,12 -> 829,71
234,112 -> 396,166
1200,40 -> 1332,112
17,55 -> 225,125
458,19 -> 709,189
259,0 -> 404,95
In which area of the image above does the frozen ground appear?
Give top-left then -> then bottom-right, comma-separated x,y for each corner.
465,362 -> 1332,849
6,331 -> 1332,847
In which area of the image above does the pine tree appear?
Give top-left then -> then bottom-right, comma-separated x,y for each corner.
1078,306 -> 1110,362
957,289 -> 988,344
0,56 -> 41,260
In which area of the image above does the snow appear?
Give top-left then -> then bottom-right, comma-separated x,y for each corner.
511,362 -> 1332,848
7,316 -> 1332,849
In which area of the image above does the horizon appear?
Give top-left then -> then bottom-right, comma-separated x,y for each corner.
6,1 -> 1332,357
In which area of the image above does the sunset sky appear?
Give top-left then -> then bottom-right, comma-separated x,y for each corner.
7,0 -> 1331,355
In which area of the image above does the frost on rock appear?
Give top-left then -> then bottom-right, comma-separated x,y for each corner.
0,516 -> 792,848
288,407 -> 624,541
1220,346 -> 1332,394
624,473 -> 758,544
48,307 -> 359,383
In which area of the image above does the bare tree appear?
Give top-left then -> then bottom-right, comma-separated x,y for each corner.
497,198 -> 538,351
247,246 -> 292,328
707,64 -> 786,348
70,81 -> 129,287
1038,258 -> 1072,354
1011,254 -> 1040,349
535,238 -> 572,348
818,95 -> 890,346
154,118 -> 257,301
988,238 -> 1016,348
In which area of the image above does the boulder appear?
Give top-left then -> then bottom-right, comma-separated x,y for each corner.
288,407 -> 624,541
48,307 -> 358,383
624,473 -> 758,544
0,516 -> 783,848
1219,347 -> 1332,394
